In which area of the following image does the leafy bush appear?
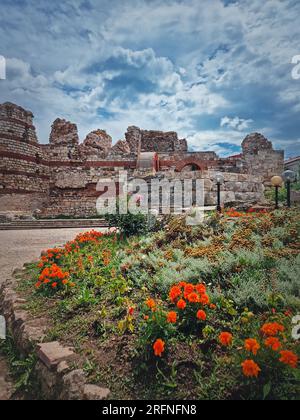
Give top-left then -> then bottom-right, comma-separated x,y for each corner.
104,196 -> 152,237
106,211 -> 149,237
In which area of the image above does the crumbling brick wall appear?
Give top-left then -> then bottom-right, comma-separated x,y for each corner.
0,102 -> 284,217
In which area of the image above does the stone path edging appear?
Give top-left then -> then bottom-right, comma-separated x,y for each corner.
0,276 -> 110,400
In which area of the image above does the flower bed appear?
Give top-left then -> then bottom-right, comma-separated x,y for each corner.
10,210 -> 300,400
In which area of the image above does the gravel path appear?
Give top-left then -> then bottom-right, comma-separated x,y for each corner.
0,227 -> 106,400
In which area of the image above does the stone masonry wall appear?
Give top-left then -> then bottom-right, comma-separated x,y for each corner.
0,102 -> 284,217
242,133 -> 284,183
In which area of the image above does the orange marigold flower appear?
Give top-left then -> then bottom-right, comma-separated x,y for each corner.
184,284 -> 195,299
178,281 -> 187,288
261,322 -> 285,337
153,339 -> 165,357
52,282 -> 58,288
219,332 -> 233,347
35,282 -> 41,289
196,310 -> 207,321
279,350 -> 298,369
264,337 -> 281,351
146,299 -> 156,311
143,315 -> 149,321
169,286 -> 182,302
187,292 -> 199,303
210,304 -> 217,310
245,338 -> 260,356
167,311 -> 177,324
62,279 -> 68,285
69,282 -> 75,287
199,294 -> 210,306
196,284 -> 206,295
241,360 -> 261,378
177,299 -> 187,310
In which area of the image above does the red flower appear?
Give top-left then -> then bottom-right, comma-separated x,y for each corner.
187,292 -> 199,303
261,322 -> 285,337
167,311 -> 177,324
128,307 -> 135,316
279,351 -> 298,369
264,337 -> 281,351
219,332 -> 233,347
199,294 -> 210,306
169,286 -> 182,302
196,310 -> 207,321
184,284 -> 195,299
195,284 -> 206,295
177,299 -> 186,310
244,339 -> 260,356
153,339 -> 165,357
146,299 -> 156,311
241,360 -> 261,378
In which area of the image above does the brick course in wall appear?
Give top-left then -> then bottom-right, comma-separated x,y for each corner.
0,102 -> 284,217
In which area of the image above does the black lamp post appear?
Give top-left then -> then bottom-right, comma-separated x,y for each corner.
271,176 -> 283,210
215,173 -> 224,212
282,170 -> 296,208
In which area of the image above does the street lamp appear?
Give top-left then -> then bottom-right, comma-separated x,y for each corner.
282,170 -> 296,208
271,176 -> 283,209
215,173 -> 224,212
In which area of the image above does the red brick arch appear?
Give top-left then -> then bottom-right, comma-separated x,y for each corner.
175,159 -> 207,172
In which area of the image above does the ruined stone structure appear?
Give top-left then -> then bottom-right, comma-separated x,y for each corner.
0,102 -> 284,218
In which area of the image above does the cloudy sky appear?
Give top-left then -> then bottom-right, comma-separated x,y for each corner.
0,0 -> 300,157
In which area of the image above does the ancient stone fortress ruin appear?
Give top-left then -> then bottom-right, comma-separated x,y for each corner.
0,102 -> 284,218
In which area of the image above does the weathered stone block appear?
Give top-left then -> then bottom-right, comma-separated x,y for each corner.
83,385 -> 111,401
37,342 -> 75,369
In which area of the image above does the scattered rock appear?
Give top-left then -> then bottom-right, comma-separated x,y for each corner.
61,370 -> 86,400
83,384 -> 111,401
57,361 -> 70,374
37,342 -> 76,369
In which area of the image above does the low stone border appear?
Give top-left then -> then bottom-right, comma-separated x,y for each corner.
0,275 -> 111,400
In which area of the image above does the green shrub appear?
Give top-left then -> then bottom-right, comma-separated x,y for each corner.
106,211 -> 149,237
102,194 -> 152,237
227,269 -> 273,312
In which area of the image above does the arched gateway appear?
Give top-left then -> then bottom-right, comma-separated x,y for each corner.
175,159 -> 207,173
